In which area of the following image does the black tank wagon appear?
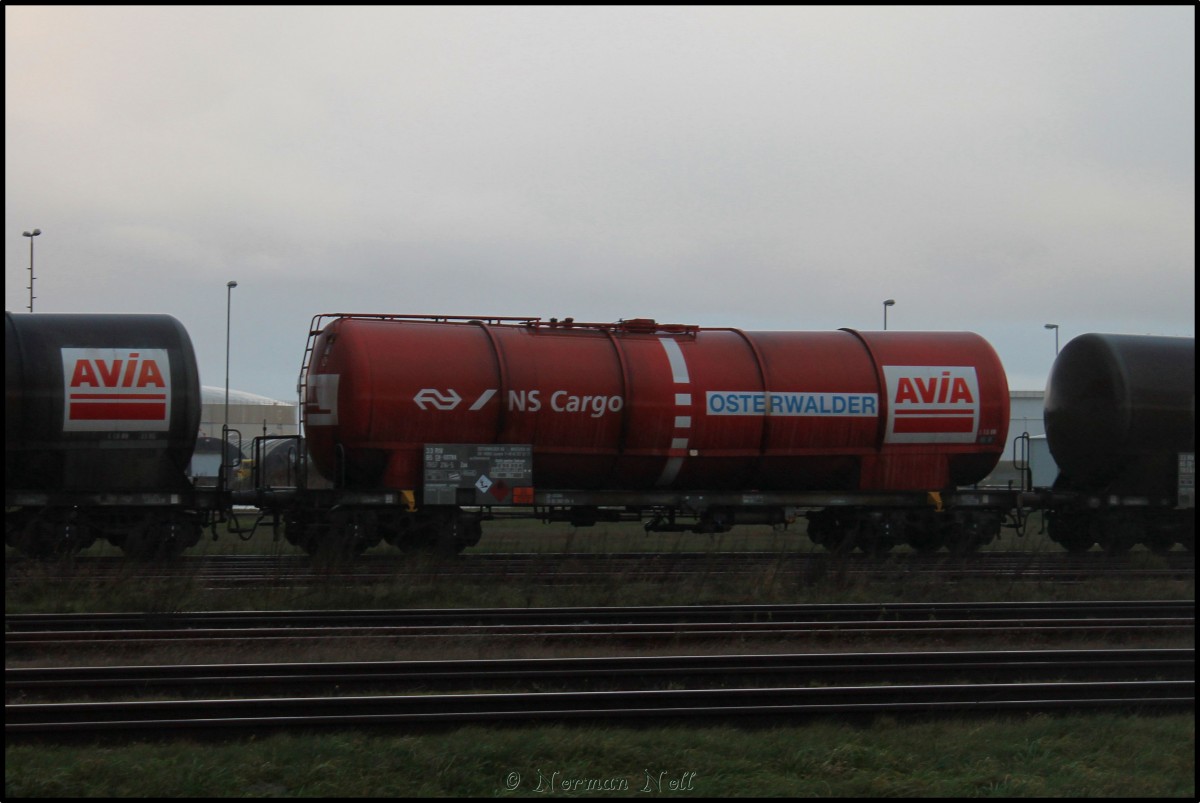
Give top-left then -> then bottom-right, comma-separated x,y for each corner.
1039,333 -> 1194,552
5,312 -> 219,556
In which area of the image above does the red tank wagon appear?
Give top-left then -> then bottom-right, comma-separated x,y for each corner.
292,315 -> 1011,553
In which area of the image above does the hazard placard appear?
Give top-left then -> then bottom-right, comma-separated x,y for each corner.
423,444 -> 533,506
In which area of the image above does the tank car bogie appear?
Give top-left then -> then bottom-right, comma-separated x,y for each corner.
804,504 -> 1004,554
1046,503 -> 1193,554
107,508 -> 206,558
282,507 -> 381,557
5,508 -> 98,557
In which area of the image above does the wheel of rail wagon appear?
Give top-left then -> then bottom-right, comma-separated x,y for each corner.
1095,511 -> 1138,554
301,533 -> 369,560
854,512 -> 898,554
903,511 -> 944,553
1047,512 -> 1094,553
456,517 -> 484,550
807,509 -> 896,554
944,510 -> 1002,554
430,510 -> 478,555
1144,533 -> 1175,555
311,509 -> 380,559
805,509 -> 857,553
1143,511 -> 1184,554
283,510 -> 316,553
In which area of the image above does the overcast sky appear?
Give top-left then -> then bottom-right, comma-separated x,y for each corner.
6,6 -> 1194,402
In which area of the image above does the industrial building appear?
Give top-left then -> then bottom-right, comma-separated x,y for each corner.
191,386 -> 297,480
981,390 -> 1055,488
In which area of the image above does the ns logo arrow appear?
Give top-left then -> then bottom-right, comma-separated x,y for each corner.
413,388 -> 462,410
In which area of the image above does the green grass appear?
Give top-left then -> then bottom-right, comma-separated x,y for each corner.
6,714 -> 1194,797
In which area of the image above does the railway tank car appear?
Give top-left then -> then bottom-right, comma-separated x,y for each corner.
279,314 -> 1013,554
5,311 -> 218,557
1036,333 -> 1194,552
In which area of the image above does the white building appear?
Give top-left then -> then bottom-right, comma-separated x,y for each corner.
981,390 -> 1057,488
1007,390 -> 1046,440
199,385 -> 298,440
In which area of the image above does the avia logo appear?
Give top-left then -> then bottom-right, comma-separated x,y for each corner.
68,352 -> 167,389
61,348 -> 172,432
414,388 -> 462,411
893,372 -> 975,405
883,365 -> 980,444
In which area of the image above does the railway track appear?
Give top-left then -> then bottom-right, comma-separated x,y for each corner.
7,670 -> 1192,736
7,602 -> 1192,737
9,648 -> 1193,697
5,550 -> 1193,588
6,601 -> 1193,649
10,680 -> 1191,736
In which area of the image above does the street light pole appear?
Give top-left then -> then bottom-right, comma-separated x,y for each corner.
1044,323 -> 1059,355
22,229 -> 41,312
223,281 -> 238,489
883,299 -> 895,330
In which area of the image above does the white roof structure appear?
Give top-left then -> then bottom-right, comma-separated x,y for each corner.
201,386 -> 295,406
198,385 -> 297,441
